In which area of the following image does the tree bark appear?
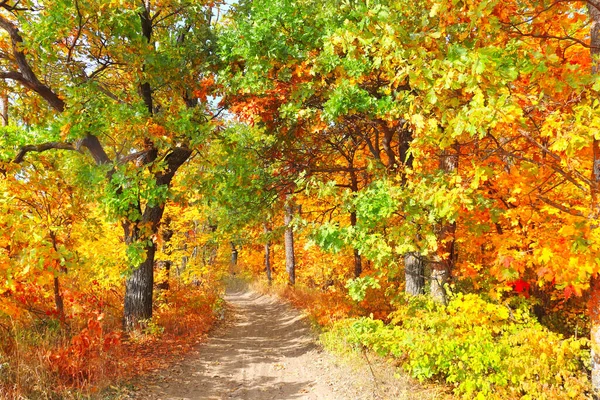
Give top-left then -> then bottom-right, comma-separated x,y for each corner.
398,125 -> 425,296
431,145 -> 459,304
53,276 -> 65,322
230,242 -> 238,274
349,170 -> 362,277
350,211 -> 362,277
48,232 -> 66,323
122,204 -> 162,330
284,196 -> 296,286
122,148 -> 192,331
430,267 -> 448,304
398,123 -> 413,184
156,260 -> 171,291
382,125 -> 397,171
203,223 -> 218,266
264,224 -> 272,284
156,220 -> 173,291
404,252 -> 424,296
124,242 -> 156,330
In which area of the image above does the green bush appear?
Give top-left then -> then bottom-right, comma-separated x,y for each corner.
322,293 -> 590,399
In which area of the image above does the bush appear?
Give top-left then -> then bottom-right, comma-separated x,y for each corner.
322,293 -> 590,399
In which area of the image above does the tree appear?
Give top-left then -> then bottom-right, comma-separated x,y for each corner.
0,0 -> 218,330
283,194 -> 296,285
0,155 -> 87,323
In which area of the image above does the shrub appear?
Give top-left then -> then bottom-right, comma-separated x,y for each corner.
322,293 -> 590,399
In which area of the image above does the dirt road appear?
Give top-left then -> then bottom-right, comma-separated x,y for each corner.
131,287 -> 435,400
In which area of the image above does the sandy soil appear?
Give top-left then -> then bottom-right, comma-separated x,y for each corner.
127,287 -> 441,400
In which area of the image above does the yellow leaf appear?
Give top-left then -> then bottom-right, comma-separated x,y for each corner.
411,114 -> 425,130
538,248 -> 553,264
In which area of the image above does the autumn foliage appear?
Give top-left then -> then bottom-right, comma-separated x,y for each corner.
2,0 -> 600,398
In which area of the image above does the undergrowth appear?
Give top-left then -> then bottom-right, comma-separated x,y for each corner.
248,276 -> 352,327
321,292 -> 591,399
0,281 -> 222,399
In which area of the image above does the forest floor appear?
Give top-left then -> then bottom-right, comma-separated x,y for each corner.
119,282 -> 442,400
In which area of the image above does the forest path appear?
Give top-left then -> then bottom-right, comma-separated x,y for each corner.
131,283 -> 431,400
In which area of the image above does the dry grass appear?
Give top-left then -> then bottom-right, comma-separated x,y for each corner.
0,282 -> 222,400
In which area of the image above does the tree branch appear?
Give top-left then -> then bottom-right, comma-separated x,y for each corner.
138,4 -> 154,114
13,134 -> 111,165
537,194 -> 585,217
155,146 -> 193,186
0,14 -> 65,111
510,24 -> 592,49
13,142 -> 78,163
77,134 -> 111,164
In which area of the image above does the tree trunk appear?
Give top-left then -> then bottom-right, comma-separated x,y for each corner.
156,260 -> 171,291
350,211 -> 362,277
431,145 -> 459,304
588,1 -> 600,394
180,256 -> 188,275
203,223 -> 218,266
122,148 -> 192,331
156,221 -> 173,291
124,242 -> 156,330
399,123 -> 413,184
230,242 -> 238,274
399,125 -> 425,296
430,267 -> 448,304
53,276 -> 65,322
49,232 -> 66,322
123,205 -> 164,330
284,197 -> 296,286
264,224 -> 272,284
404,252 -> 424,296
349,168 -> 362,277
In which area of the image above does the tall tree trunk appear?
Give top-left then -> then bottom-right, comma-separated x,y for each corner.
122,148 -> 192,331
123,205 -> 164,330
124,242 -> 156,330
404,252 -> 424,296
284,196 -> 296,286
264,224 -> 272,284
399,125 -> 425,296
350,211 -> 362,277
203,223 -> 218,266
53,276 -> 65,322
230,242 -> 238,274
431,145 -> 459,304
350,170 -> 362,277
49,232 -> 66,322
588,1 -> 600,394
